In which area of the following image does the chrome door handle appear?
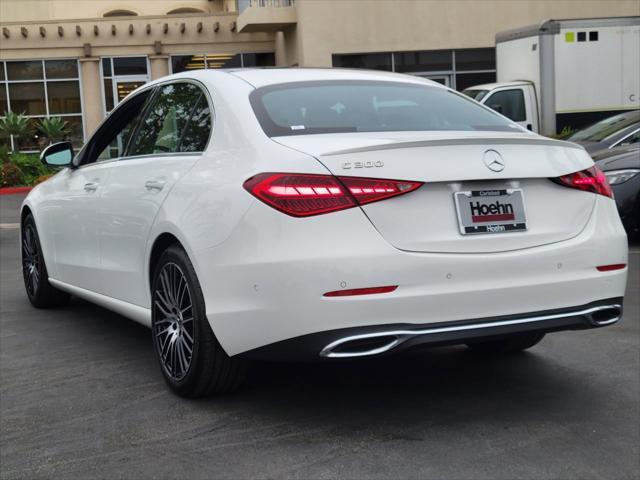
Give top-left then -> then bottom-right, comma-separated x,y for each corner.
84,182 -> 99,192
145,180 -> 166,191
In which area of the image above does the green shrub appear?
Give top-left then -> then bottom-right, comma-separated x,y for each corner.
0,162 -> 25,187
10,153 -> 54,186
0,144 -> 10,165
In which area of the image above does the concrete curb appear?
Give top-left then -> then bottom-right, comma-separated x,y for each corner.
0,187 -> 32,196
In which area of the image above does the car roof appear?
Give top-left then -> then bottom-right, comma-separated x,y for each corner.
463,81 -> 533,91
134,68 -> 448,99
225,67 -> 442,89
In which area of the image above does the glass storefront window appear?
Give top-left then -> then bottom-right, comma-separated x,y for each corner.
207,53 -> 241,68
45,60 -> 80,79
6,61 -> 43,81
113,57 -> 148,76
0,84 -> 7,115
101,57 -> 150,114
8,83 -> 47,115
2,59 -> 83,151
394,50 -> 453,73
332,48 -> 496,91
103,79 -> 114,112
455,72 -> 497,91
172,55 -> 206,72
102,58 -> 112,76
331,53 -> 392,71
243,52 -> 276,67
455,48 -> 496,71
170,53 -> 275,74
47,81 -> 81,114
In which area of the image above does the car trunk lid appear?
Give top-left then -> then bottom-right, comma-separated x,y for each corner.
274,131 -> 596,253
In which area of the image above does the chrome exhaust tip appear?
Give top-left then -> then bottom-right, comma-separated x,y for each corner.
584,304 -> 622,326
319,334 -> 404,358
318,303 -> 623,358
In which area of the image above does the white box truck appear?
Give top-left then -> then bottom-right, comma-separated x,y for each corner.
463,17 -> 640,136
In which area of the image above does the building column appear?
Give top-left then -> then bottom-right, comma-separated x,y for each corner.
275,31 -> 287,66
150,55 -> 170,80
79,57 -> 103,140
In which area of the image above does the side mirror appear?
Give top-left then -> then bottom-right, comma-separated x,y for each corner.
490,104 -> 503,114
40,141 -> 74,167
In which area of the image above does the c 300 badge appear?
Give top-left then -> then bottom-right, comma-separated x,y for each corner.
342,160 -> 384,169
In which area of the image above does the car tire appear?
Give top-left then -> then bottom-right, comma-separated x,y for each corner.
151,245 -> 248,397
21,214 -> 71,308
466,332 -> 545,353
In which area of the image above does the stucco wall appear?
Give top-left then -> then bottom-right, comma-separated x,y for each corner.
0,0 -> 238,22
294,0 -> 640,67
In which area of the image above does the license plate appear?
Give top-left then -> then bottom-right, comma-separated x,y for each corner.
454,189 -> 527,235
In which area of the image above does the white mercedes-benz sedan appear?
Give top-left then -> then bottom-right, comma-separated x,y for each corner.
21,68 -> 628,397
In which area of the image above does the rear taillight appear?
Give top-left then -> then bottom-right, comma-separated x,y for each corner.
243,173 -> 422,217
552,166 -> 613,198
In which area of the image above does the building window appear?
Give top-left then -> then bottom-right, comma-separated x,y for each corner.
101,57 -> 150,115
167,8 -> 205,15
394,50 -> 452,73
170,52 -> 275,73
332,52 -> 392,71
103,9 -> 138,17
332,48 -> 496,91
0,59 -> 84,152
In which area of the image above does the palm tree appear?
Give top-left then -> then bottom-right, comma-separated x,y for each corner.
37,117 -> 71,146
0,112 -> 31,152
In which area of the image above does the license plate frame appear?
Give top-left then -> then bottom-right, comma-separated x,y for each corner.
454,189 -> 527,235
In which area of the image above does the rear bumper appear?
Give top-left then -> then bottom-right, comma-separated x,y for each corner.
241,298 -> 623,361
194,195 -> 628,357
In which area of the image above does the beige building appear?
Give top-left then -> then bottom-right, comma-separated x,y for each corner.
1,0 -> 638,150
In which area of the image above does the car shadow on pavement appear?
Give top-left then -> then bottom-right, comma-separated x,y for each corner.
14,291 -> 611,411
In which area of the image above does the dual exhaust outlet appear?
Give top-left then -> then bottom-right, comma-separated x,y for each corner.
319,304 -> 622,358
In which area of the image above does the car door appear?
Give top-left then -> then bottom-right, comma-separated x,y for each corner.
96,81 -> 213,307
37,89 -> 152,293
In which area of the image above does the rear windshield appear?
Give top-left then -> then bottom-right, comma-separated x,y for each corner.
249,81 -> 520,137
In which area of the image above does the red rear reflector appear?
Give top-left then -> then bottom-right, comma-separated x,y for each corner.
244,173 -> 422,217
596,264 -> 626,272
323,286 -> 398,297
552,166 -> 613,198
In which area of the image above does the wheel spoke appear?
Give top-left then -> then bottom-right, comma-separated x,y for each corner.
154,299 -> 172,318
153,262 -> 197,381
176,340 -> 186,375
181,335 -> 193,354
182,328 -> 194,345
178,281 -> 188,310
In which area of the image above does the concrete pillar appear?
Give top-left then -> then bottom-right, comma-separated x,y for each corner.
79,57 -> 103,140
275,31 -> 287,66
150,55 -> 170,80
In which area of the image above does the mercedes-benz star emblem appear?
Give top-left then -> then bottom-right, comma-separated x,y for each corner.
483,149 -> 505,172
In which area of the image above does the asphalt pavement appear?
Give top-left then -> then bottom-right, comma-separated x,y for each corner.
1,192 -> 639,479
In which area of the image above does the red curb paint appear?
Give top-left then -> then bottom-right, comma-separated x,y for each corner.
0,186 -> 32,196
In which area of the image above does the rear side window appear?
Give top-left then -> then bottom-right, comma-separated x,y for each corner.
129,82 -> 211,155
180,95 -> 212,152
484,89 -> 526,122
249,80 -> 519,137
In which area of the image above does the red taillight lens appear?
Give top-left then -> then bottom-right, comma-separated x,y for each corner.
552,166 -> 613,198
243,173 -> 422,217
